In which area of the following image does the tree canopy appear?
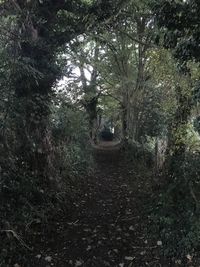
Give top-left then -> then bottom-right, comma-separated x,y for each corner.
1,0 -> 200,266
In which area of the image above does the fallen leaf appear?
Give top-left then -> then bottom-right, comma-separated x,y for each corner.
75,260 -> 83,266
186,254 -> 193,262
175,259 -> 182,265
129,226 -> 134,231
157,240 -> 162,246
45,256 -> 52,262
36,254 -> 42,259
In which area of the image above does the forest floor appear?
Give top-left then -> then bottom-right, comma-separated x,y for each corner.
13,141 -> 170,267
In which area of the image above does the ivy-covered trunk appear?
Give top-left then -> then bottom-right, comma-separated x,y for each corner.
13,43 -> 57,180
6,1 -> 60,182
167,85 -> 192,164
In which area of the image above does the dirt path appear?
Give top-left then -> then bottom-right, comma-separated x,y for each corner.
18,143 -> 163,267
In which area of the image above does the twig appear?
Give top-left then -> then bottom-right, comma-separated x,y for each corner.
132,245 -> 157,249
1,229 -> 33,251
114,214 -> 121,225
67,219 -> 79,226
189,182 -> 199,211
120,216 -> 139,221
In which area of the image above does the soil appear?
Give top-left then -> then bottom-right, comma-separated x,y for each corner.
9,142 -> 168,267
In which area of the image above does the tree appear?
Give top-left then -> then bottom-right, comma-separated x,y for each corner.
96,0 -> 154,144
154,0 -> 200,159
65,36 -> 103,143
1,0 -> 126,180
152,1 -> 200,255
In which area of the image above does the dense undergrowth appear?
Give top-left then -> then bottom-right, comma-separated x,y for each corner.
151,153 -> 200,262
124,141 -> 200,261
0,97 -> 94,266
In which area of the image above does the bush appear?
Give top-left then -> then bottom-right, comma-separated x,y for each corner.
153,153 -> 200,257
0,94 -> 94,265
123,140 -> 154,167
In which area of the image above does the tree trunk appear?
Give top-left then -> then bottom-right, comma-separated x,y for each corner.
165,85 -> 192,176
121,87 -> 129,145
83,97 -> 99,144
13,38 -> 57,181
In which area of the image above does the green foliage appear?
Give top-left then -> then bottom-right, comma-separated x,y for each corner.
153,153 -> 200,257
123,139 -> 154,167
154,0 -> 200,66
193,116 -> 200,135
136,83 -> 167,140
151,1 -> 200,258
52,94 -> 93,177
1,0 -> 200,264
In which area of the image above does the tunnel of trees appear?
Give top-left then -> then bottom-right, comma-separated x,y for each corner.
1,0 -> 200,266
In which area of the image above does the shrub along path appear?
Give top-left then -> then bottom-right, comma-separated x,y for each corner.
14,142 -> 166,267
